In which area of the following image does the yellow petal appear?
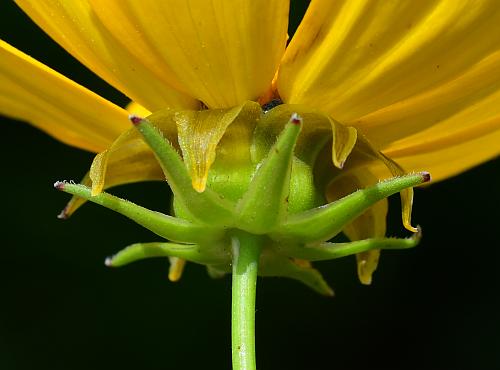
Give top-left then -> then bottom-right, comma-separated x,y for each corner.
125,101 -> 151,118
175,101 -> 262,192
255,104 -> 357,169
89,108 -> 178,196
352,50 -> 500,149
0,39 -> 127,152
89,0 -> 289,108
280,1 -> 500,184
60,142 -> 165,217
327,170 -> 388,285
367,122 -> 500,183
88,134 -> 163,196
15,0 -> 199,112
279,0 -> 500,125
355,250 -> 381,286
279,0 -> 500,202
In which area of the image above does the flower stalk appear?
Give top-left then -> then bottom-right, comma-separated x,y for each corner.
231,231 -> 263,370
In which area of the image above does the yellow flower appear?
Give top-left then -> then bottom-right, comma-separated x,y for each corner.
1,1 -> 499,284
2,0 -> 498,172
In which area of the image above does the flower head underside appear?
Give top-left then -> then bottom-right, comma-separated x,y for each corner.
1,0 -> 499,285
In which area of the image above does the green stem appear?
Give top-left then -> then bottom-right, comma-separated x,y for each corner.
231,231 -> 262,370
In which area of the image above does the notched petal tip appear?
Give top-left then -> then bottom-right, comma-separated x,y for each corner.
128,114 -> 143,125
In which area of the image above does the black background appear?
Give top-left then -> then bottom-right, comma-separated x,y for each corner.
1,2 -> 499,369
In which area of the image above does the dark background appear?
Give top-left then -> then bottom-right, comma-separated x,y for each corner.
1,2 -> 499,369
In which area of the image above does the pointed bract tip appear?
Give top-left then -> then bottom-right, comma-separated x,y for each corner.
290,112 -> 302,125
128,114 -> 143,125
53,181 -> 65,191
326,288 -> 335,297
421,171 -> 431,183
104,256 -> 114,267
